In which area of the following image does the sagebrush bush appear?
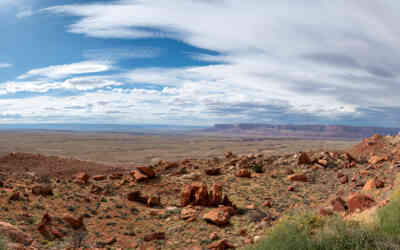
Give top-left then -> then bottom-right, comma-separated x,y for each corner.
248,204 -> 400,250
251,163 -> 264,173
0,237 -> 5,250
378,197 -> 400,236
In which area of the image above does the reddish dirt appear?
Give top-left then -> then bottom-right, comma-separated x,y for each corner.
0,133 -> 399,249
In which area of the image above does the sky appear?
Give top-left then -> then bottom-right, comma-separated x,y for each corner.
1,0 -> 400,126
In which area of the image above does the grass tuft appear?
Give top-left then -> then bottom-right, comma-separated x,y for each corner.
248,198 -> 400,250
0,237 -> 5,250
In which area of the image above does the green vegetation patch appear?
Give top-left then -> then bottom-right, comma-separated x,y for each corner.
248,199 -> 400,250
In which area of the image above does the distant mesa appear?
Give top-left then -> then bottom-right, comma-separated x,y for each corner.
204,123 -> 400,139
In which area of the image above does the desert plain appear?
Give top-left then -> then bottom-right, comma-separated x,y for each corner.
1,130 -> 397,249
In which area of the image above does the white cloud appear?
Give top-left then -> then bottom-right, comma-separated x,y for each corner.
16,7 -> 33,18
18,61 -> 113,80
83,47 -> 161,60
0,0 -> 392,125
0,76 -> 122,94
42,0 -> 400,125
0,0 -> 34,18
0,63 -> 12,68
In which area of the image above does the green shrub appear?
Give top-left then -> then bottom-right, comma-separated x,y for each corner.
378,198 -> 400,236
247,221 -> 313,250
248,207 -> 400,250
0,237 -> 5,250
251,163 -> 264,173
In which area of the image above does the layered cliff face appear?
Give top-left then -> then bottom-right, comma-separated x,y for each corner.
205,124 -> 400,139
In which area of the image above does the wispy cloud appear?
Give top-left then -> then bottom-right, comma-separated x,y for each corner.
0,76 -> 122,95
18,61 -> 113,80
0,0 -> 34,18
16,7 -> 33,18
83,48 -> 161,61
0,63 -> 12,69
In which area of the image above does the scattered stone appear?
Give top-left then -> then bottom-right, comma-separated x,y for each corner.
346,194 -> 375,213
342,152 -> 356,162
181,206 -> 197,220
262,200 -> 273,208
339,176 -> 348,184
288,173 -> 307,182
37,213 -> 51,235
137,166 -> 156,178
109,173 -> 123,180
362,178 -> 384,192
243,237 -> 253,244
147,195 -> 161,208
209,183 -> 223,207
185,246 -> 203,250
319,208 -> 333,216
37,213 -> 62,239
127,191 -> 148,204
75,172 -> 90,184
0,221 -> 33,246
181,182 -> 231,207
90,184 -> 103,194
193,182 -> 209,206
239,229 -> 247,236
205,168 -> 221,176
254,236 -> 262,242
317,159 -> 328,167
93,175 -> 107,181
285,169 -> 294,175
203,207 -> 231,226
207,239 -> 235,249
331,197 -> 347,212
235,169 -> 251,178
210,232 -> 219,241
225,151 -> 234,158
9,191 -> 21,202
246,204 -> 256,210
63,213 -> 84,230
369,155 -> 385,165
181,184 -> 193,207
164,161 -> 179,170
297,152 -> 312,165
165,206 -> 180,212
32,185 -> 53,196
378,199 -> 390,208
96,237 -> 117,247
311,165 -> 320,171
360,170 -> 370,176
222,195 -> 234,207
132,170 -> 149,182
144,232 -> 165,241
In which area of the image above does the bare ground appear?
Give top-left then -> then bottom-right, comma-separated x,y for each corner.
1,132 -> 396,249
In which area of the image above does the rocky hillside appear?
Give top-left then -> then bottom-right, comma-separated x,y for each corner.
0,133 -> 400,249
204,124 -> 400,139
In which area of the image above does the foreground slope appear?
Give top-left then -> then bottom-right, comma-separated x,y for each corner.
0,133 -> 399,249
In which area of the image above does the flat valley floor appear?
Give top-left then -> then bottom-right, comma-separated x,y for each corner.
0,131 -> 358,165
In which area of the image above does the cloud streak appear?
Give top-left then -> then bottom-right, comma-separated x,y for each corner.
0,63 -> 12,69
18,61 -> 113,80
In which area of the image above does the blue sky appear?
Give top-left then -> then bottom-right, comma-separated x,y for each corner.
1,0 -> 400,126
